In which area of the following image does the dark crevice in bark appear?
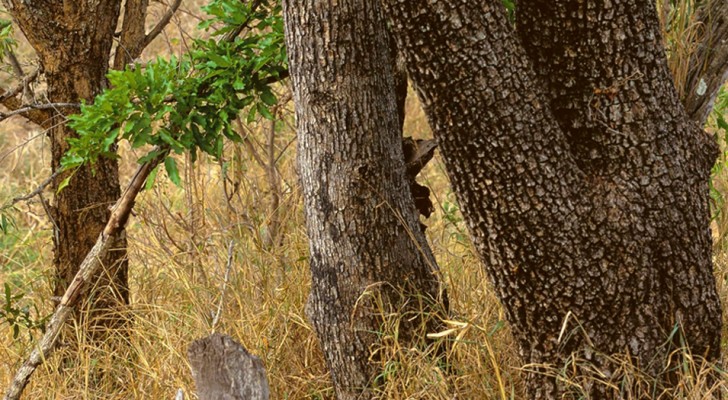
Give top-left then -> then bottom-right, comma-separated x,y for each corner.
283,1 -> 446,398
4,0 -> 130,342
384,0 -> 722,398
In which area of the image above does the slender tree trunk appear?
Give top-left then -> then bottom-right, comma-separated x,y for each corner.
282,1 -> 445,398
3,1 -> 128,338
383,0 -> 722,398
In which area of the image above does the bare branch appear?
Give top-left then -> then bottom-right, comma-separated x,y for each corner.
2,149 -> 168,400
0,102 -> 79,123
0,68 -> 39,103
4,47 -> 35,105
211,241 -> 234,330
0,69 -> 47,125
683,0 -> 728,125
142,0 -> 182,49
7,169 -> 64,206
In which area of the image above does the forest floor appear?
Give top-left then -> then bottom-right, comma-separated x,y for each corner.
0,1 -> 727,399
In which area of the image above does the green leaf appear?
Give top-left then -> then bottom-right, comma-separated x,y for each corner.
165,157 -> 182,186
257,102 -> 274,120
260,90 -> 277,106
56,171 -> 75,194
717,115 -> 728,132
144,165 -> 160,191
207,52 -> 232,68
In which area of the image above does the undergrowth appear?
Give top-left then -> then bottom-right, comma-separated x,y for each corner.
0,0 -> 726,399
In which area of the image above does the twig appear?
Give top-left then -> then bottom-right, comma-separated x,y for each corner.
222,0 -> 262,42
0,102 -> 80,122
143,0 -> 183,48
0,130 -> 43,165
0,69 -> 39,103
8,168 -> 64,206
265,117 -> 281,248
5,47 -> 36,105
211,240 -> 234,331
2,149 -> 168,400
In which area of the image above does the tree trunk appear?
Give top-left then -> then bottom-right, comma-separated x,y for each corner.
382,0 -> 722,398
3,1 -> 128,338
282,1 -> 445,398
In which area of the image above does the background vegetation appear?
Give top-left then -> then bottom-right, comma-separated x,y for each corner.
0,0 -> 726,398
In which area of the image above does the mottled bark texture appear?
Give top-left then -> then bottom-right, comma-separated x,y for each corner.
282,1 -> 445,398
188,334 -> 270,400
3,1 -> 129,337
383,0 -> 722,398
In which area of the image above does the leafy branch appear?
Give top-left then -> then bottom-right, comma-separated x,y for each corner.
62,0 -> 287,186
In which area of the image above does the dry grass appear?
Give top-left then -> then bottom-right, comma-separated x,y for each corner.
0,1 -> 727,399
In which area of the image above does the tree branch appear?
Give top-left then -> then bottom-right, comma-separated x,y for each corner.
0,69 -> 47,126
0,102 -> 80,123
683,0 -> 728,125
2,148 -> 168,400
222,0 -> 262,42
142,0 -> 182,49
113,0 -> 150,70
0,69 -> 39,103
6,169 -> 64,207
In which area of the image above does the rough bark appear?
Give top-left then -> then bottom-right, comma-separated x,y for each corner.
188,333 -> 270,400
113,0 -> 150,70
3,1 -> 129,337
383,0 -> 722,398
282,1 -> 445,398
3,151 -> 164,400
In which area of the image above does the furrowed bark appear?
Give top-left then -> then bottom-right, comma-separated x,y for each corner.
113,0 -> 150,70
384,0 -> 722,398
282,0 -> 445,398
3,0 -> 130,339
2,152 -> 165,400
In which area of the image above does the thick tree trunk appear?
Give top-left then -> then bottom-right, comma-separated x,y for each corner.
3,1 -> 128,337
383,0 -> 722,398
282,1 -> 445,398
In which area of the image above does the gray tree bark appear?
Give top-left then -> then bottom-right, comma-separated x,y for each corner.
382,0 -> 722,398
282,0 -> 446,398
188,333 -> 270,400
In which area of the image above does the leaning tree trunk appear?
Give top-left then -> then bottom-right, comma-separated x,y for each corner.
282,0 -> 445,398
382,0 -> 722,398
4,1 -> 129,338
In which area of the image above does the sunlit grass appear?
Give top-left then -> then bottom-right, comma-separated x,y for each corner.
0,1 -> 727,399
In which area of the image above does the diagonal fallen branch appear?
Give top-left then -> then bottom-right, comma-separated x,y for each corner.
2,148 -> 168,400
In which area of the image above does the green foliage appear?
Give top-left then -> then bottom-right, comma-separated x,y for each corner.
501,0 -> 516,22
0,209 -> 14,235
0,18 -> 16,62
710,85 -> 728,218
0,283 -> 48,340
62,0 -> 287,185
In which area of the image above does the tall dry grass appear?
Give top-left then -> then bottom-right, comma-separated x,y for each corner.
0,1 -> 726,399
